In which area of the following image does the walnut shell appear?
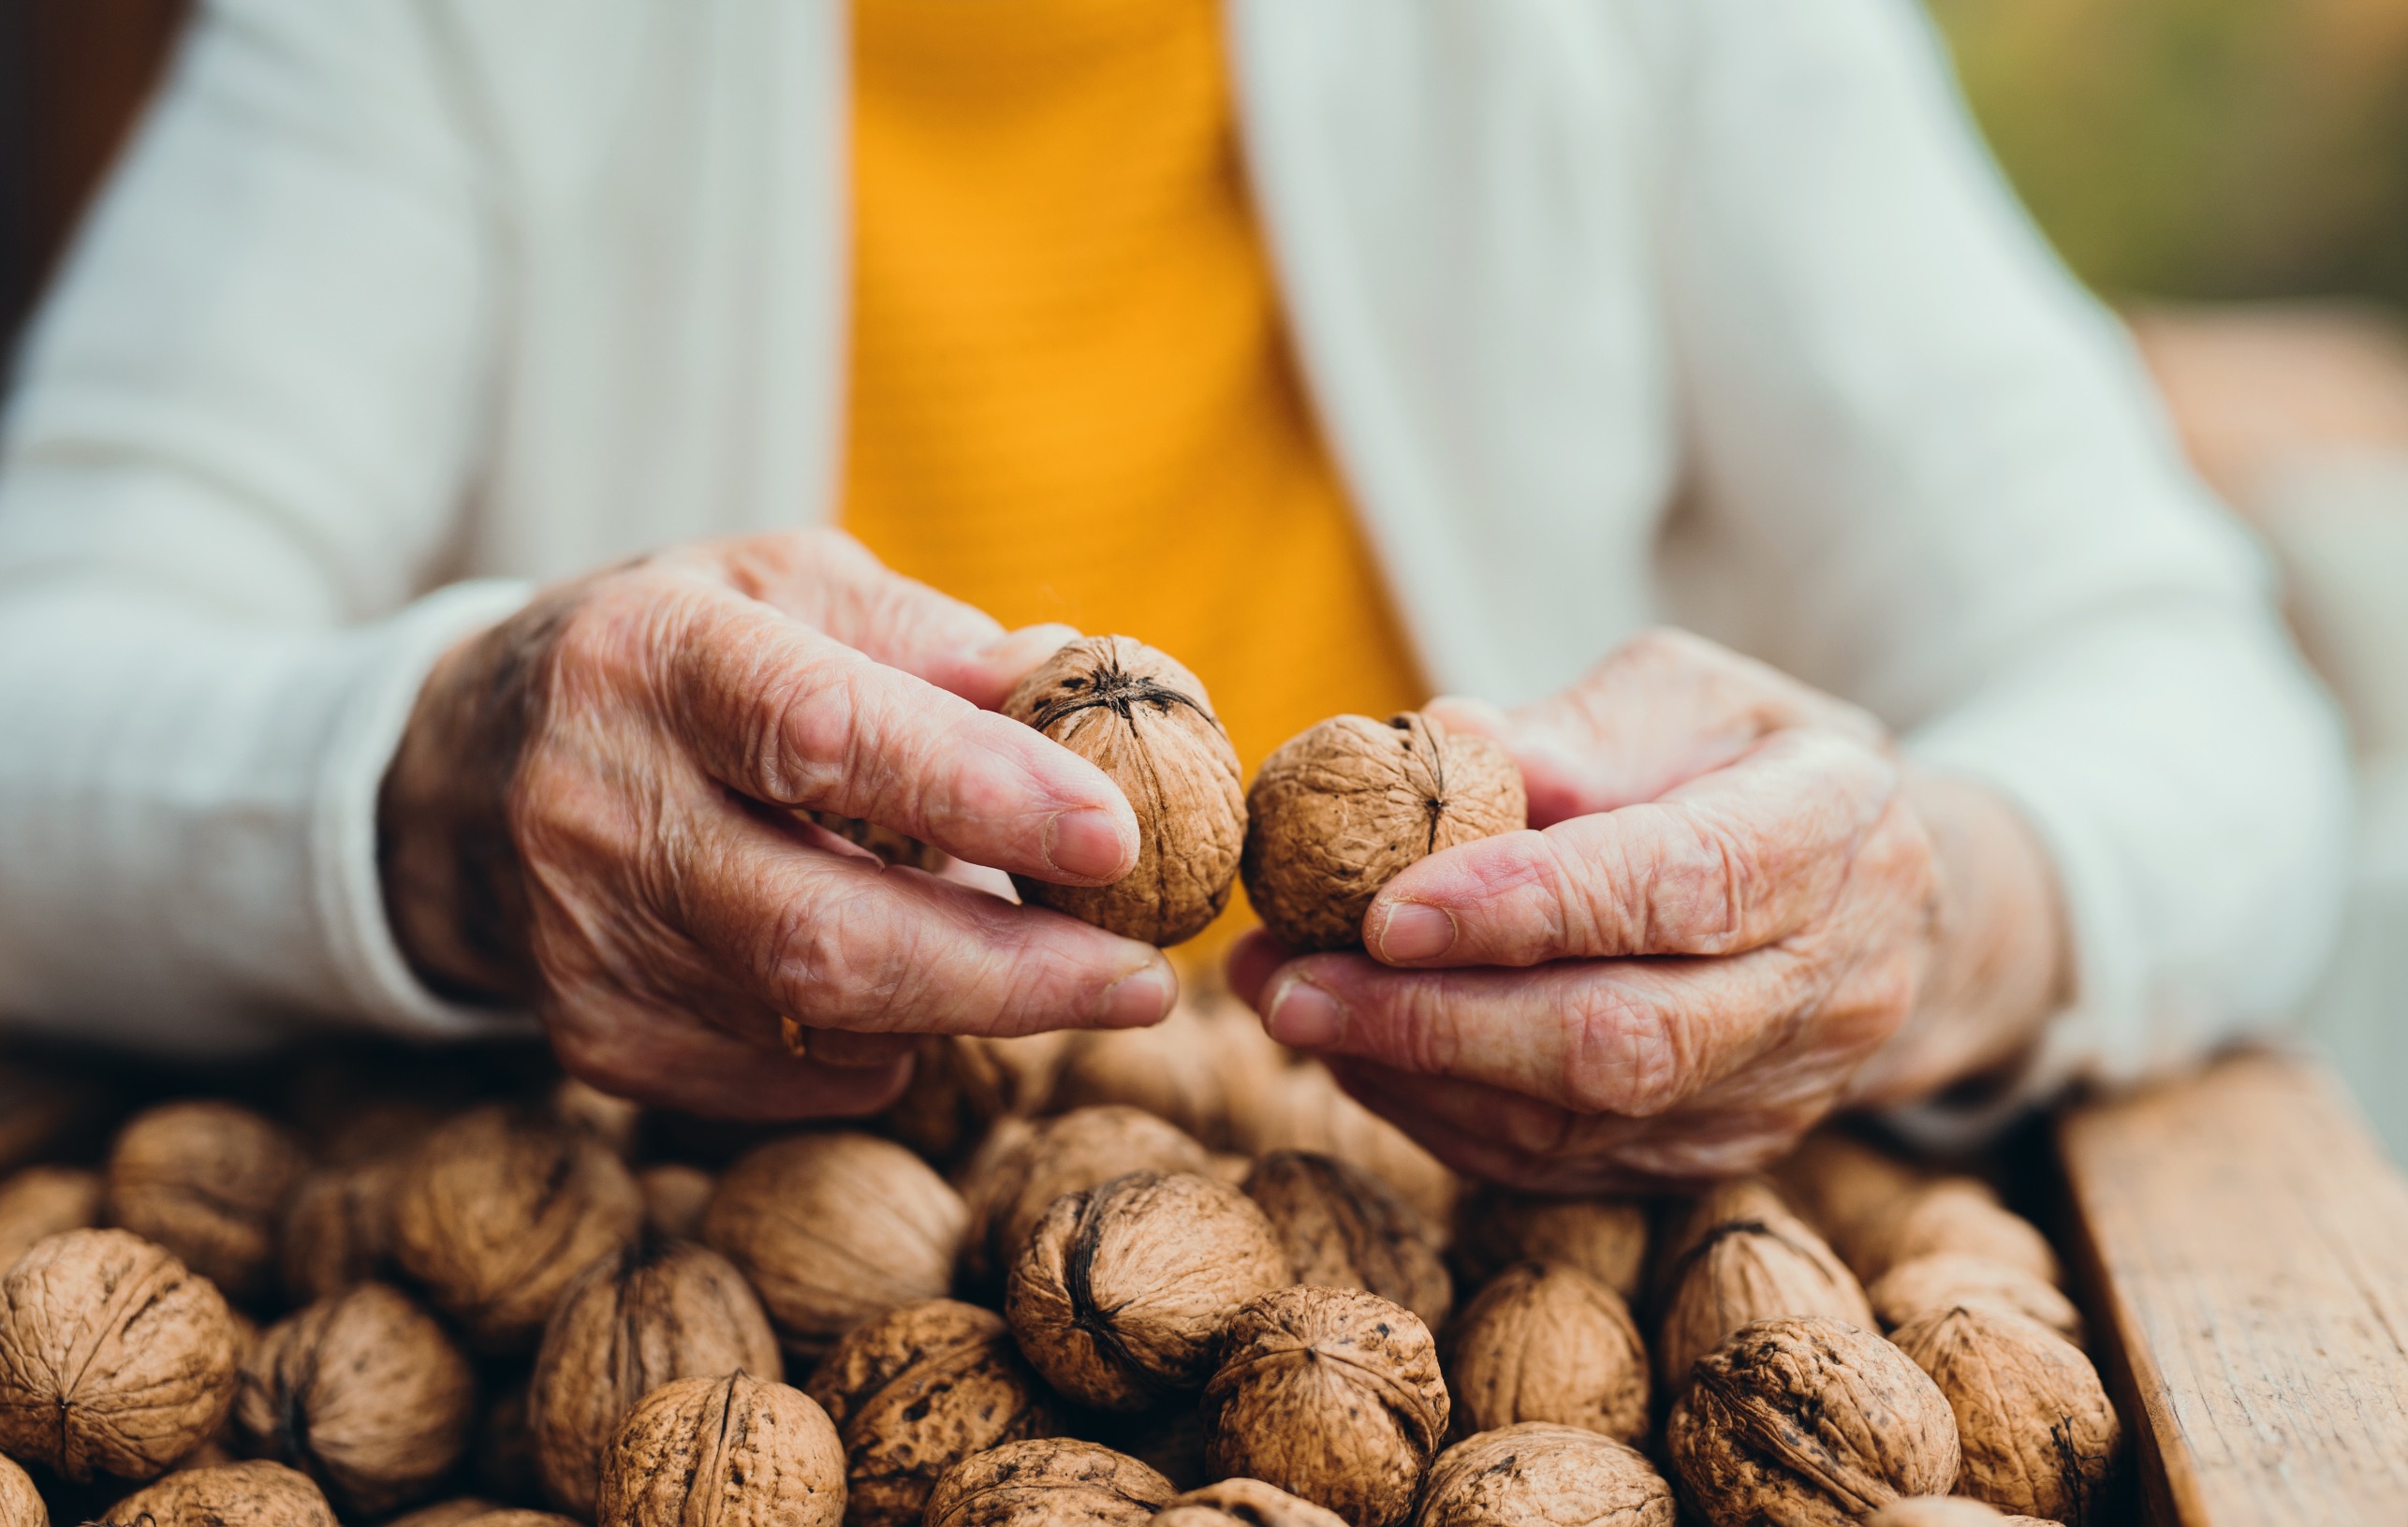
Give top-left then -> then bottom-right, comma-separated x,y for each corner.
802,1299 -> 1059,1527
635,1164 -> 715,1241
1002,636 -> 1245,946
1444,1262 -> 1648,1444
1048,998 -> 1284,1151
1413,1422 -> 1677,1527
701,1131 -> 965,1358
234,1282 -> 476,1515
1201,1285 -> 1448,1527
0,1453 -> 42,1527
1769,1130 -> 1929,1259
1865,1497 -> 2063,1526
1242,1151 -> 1451,1329
278,1155 -> 403,1303
1654,1178 -> 1873,1391
384,1499 -> 503,1527
389,1104 -> 643,1350
473,1379 -> 541,1505
1006,1171 -> 1292,1410
1451,1189 -> 1648,1300
1890,1303 -> 2118,1522
1868,1253 -> 2085,1346
1226,1063 -> 1461,1231
529,1236 -> 782,1517
882,1035 -> 1070,1167
1241,712 -> 1526,951
103,1101 -> 307,1306
595,1372 -> 844,1527
0,1166 -> 101,1274
101,1461 -> 336,1527
457,1514 -> 583,1527
1155,1476 -> 1348,1527
1852,1181 -> 2061,1287
921,1438 -> 1173,1527
550,1076 -> 644,1159
1666,1315 -> 1960,1527
959,1106 -> 1211,1290
0,1228 -> 239,1482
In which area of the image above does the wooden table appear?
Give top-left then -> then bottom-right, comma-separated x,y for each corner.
2058,1049 -> 2408,1526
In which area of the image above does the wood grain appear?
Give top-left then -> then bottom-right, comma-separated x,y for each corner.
2058,1049 -> 2408,1526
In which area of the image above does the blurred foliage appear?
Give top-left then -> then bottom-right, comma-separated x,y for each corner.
1928,0 -> 2408,304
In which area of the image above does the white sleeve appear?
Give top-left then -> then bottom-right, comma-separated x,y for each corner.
0,0 -> 534,1050
1641,0 -> 2354,1100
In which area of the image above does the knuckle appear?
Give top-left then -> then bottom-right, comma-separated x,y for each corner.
1561,985 -> 1690,1117
762,878 -> 917,1031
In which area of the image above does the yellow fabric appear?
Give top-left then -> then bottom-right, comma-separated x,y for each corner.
841,0 -> 1426,959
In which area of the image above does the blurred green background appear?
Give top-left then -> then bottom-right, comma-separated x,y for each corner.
1928,0 -> 2408,306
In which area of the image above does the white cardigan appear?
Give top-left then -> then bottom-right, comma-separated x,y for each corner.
0,0 -> 2352,1105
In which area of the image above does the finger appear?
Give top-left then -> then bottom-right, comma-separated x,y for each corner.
1366,728 -> 1900,965
1224,926 -> 1295,1013
670,794 -> 1178,1039
546,994 -> 916,1121
653,587 -> 1138,882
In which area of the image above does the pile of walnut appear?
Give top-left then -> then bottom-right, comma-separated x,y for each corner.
0,1024 -> 2117,1527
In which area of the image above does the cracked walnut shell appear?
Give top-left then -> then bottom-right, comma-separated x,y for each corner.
1006,1170 -> 1291,1410
235,1282 -> 476,1517
104,1100 -> 307,1306
595,1372 -> 844,1527
1413,1423 -> 1676,1527
1241,712 -> 1526,951
922,1438 -> 1174,1527
390,1105 -> 642,1351
0,1228 -> 239,1482
1444,1262 -> 1649,1445
1243,1151 -> 1451,1329
1155,1477 -> 1348,1527
1002,636 -> 1244,946
101,1461 -> 337,1527
1666,1314 -> 1960,1527
702,1131 -> 965,1359
530,1235 -> 781,1518
1654,1178 -> 1873,1390
1201,1285 -> 1449,1527
1890,1303 -> 2117,1523
802,1299 -> 1059,1527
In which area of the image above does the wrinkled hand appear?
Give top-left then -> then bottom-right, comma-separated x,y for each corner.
1228,629 -> 2064,1189
379,529 -> 1177,1118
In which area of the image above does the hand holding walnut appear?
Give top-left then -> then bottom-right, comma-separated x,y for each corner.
1231,628 -> 2069,1187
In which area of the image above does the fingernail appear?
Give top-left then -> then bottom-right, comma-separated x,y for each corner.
1266,976 -> 1345,1049
1044,808 -> 1130,880
1100,964 -> 1176,1027
1373,901 -> 1458,962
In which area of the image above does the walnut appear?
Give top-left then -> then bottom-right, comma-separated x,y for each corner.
1443,1262 -> 1648,1444
103,1101 -> 307,1306
807,809 -> 948,873
0,1165 -> 101,1272
453,1514 -> 583,1527
1241,712 -> 1526,951
1006,1170 -> 1291,1410
1769,1129 -> 1928,1261
1201,1285 -> 1448,1527
0,1453 -> 40,1527
100,1461 -> 336,1527
1890,1303 -> 2118,1522
1666,1315 -> 1960,1527
1654,1177 -> 1873,1391
1002,636 -> 1245,946
635,1163 -> 714,1240
389,1104 -> 643,1350
1865,1499 -> 2063,1526
920,1438 -> 1173,1527
1450,1188 -> 1648,1300
882,1035 -> 1069,1167
1851,1179 -> 2059,1287
473,1379 -> 541,1505
1242,1151 -> 1451,1329
1048,998 -> 1288,1151
550,1077 -> 643,1159
595,1372 -> 844,1527
701,1131 -> 965,1358
802,1299 -> 1060,1527
959,1106 -> 1210,1290
278,1156 -> 404,1303
1414,1422 -> 1677,1527
1227,1062 -> 1461,1230
1868,1253 -> 2085,1346
0,1228 -> 238,1482
1155,1477 -> 1349,1527
529,1236 -> 782,1517
233,1282 -> 474,1515
384,1500 -> 503,1527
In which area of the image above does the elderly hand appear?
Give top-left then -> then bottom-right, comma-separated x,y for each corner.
1227,629 -> 2067,1189
378,529 -> 1177,1118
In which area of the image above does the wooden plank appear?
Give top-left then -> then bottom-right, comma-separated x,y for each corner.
2057,1049 -> 2408,1527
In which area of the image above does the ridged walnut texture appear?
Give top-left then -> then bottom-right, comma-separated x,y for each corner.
921,1438 -> 1174,1527
959,1106 -> 1209,1291
1444,1262 -> 1649,1445
1242,1151 -> 1452,1330
595,1372 -> 845,1527
1889,1303 -> 2116,1523
1154,1476 -> 1349,1527
102,1460 -> 338,1527
104,1101 -> 307,1306
1413,1423 -> 1677,1527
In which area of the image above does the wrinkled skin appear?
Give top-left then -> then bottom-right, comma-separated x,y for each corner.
1230,629 -> 2068,1189
379,528 -> 1177,1118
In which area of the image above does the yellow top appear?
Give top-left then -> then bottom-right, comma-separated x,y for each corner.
841,0 -> 1426,956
